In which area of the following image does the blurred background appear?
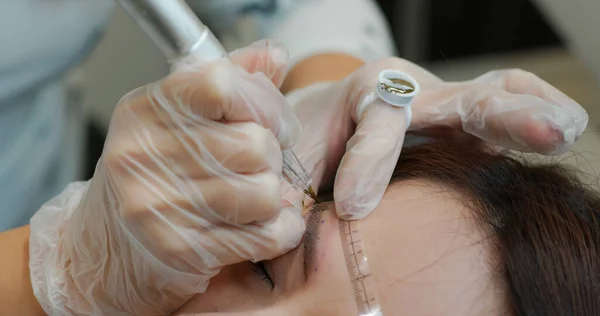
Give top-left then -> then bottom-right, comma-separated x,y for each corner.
76,0 -> 600,179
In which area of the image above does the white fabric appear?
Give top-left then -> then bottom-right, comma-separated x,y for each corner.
0,0 -> 113,231
188,0 -> 395,64
264,0 -> 396,64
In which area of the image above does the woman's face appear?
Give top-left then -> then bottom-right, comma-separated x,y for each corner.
175,179 -> 505,315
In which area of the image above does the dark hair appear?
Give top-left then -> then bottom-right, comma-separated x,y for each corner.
391,140 -> 600,316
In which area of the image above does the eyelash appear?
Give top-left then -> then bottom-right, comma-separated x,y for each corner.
251,261 -> 275,290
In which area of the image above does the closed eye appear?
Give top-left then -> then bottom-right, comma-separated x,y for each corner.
251,261 -> 275,290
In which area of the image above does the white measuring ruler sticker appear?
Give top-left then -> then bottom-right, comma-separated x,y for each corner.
339,220 -> 383,316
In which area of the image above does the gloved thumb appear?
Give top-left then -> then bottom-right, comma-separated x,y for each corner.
229,39 -> 290,88
334,96 -> 410,220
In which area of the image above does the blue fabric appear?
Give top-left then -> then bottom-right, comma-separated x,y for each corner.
0,0 -> 113,231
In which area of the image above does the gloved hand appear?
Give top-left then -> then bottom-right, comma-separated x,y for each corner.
29,40 -> 306,315
284,57 -> 588,220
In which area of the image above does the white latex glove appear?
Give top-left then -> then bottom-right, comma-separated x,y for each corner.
29,40 -> 306,315
285,57 -> 588,220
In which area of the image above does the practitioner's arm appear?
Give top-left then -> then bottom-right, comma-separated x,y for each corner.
281,53 -> 365,94
0,225 -> 45,316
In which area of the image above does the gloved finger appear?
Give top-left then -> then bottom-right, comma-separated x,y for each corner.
462,87 -> 584,155
334,97 -> 409,220
172,39 -> 289,88
122,60 -> 301,148
404,129 -> 509,157
198,173 -> 283,224
229,205 -> 305,262
415,83 -> 588,155
405,127 -> 484,149
473,69 -> 585,114
472,69 -> 588,153
229,39 -> 290,88
105,121 -> 282,179
135,205 -> 305,271
119,171 -> 283,227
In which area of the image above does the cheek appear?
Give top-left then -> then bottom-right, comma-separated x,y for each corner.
173,263 -> 278,314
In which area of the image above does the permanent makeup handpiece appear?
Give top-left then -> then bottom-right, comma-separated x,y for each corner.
117,0 -> 318,201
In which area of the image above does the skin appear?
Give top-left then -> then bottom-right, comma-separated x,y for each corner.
281,53 -> 365,94
0,226 -> 45,316
174,179 -> 504,315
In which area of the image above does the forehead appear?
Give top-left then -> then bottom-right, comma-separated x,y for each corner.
357,179 -> 504,315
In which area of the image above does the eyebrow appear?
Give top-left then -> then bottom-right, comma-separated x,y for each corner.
302,203 -> 329,281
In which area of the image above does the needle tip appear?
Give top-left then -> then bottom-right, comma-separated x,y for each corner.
304,186 -> 320,203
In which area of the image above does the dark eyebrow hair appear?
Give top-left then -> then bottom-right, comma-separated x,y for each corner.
302,202 -> 331,281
